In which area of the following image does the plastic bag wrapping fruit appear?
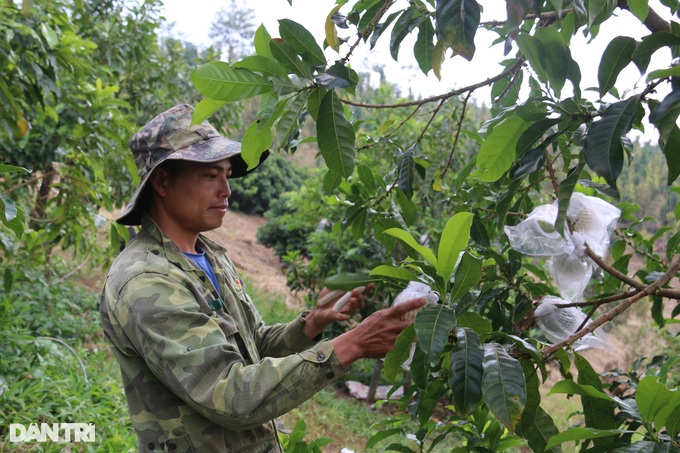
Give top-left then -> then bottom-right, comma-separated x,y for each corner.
534,296 -> 615,351
505,194 -> 620,351
503,204 -> 575,256
504,193 -> 621,301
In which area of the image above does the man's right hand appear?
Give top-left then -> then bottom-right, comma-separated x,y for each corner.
330,296 -> 426,368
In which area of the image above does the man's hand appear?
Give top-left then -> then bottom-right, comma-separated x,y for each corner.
302,284 -> 374,340
330,296 -> 427,368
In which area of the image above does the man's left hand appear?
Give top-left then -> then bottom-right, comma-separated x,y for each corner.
302,285 -> 374,340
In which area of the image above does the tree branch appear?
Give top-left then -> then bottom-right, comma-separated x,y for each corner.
585,245 -> 680,299
341,57 -> 525,109
541,254 -> 680,358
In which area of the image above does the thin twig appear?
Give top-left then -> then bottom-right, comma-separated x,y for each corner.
341,58 -> 525,109
36,336 -> 89,386
53,254 -> 91,284
441,91 -> 472,180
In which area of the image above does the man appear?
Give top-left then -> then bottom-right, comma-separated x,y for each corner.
99,104 -> 425,452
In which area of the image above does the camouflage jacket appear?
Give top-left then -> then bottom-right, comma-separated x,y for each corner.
99,215 -> 345,452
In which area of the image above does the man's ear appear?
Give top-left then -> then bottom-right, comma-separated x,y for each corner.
149,168 -> 169,197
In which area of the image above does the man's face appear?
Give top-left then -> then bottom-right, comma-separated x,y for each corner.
158,159 -> 233,234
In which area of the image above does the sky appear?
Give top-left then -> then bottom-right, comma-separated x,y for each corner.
161,0 -> 673,140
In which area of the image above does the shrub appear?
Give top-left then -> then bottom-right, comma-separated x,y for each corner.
228,153 -> 307,215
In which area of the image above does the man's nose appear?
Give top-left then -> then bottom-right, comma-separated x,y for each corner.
220,178 -> 231,198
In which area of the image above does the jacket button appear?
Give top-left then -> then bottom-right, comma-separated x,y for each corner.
147,442 -> 155,450
316,353 -> 325,361
326,371 -> 335,379
151,249 -> 159,255
167,442 -> 177,451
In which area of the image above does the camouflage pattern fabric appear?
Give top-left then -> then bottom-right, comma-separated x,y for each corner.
100,215 -> 345,452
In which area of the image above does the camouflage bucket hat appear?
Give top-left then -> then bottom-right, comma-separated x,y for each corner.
116,104 -> 269,226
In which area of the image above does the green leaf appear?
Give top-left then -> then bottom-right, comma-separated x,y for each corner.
650,87 -> 680,147
627,0 -> 649,21
415,304 -> 456,362
314,61 -> 357,90
583,95 -> 639,189
448,252 -> 483,303
384,324 -> 416,383
555,160 -> 586,235
515,118 -> 564,159
414,19 -> 435,74
232,55 -> 289,78
0,164 -> 30,174
631,32 -> 680,74
369,265 -> 415,282
437,212 -> 473,282
575,354 -> 616,441
471,115 -> 531,182
358,165 -> 378,194
515,33 -> 549,84
270,39 -> 312,79
636,375 -> 678,428
350,206 -> 367,240
548,380 -> 614,401
390,8 -> 422,61
191,62 -> 273,102
456,312 -> 492,337
449,327 -> 484,415
652,295 -> 665,327
276,90 -> 313,150
397,146 -> 415,198
659,125 -> 680,185
317,90 -> 355,179
254,25 -> 274,59
599,36 -> 636,97
394,188 -> 417,226
306,86 -> 326,121
383,227 -> 438,267
278,19 -> 327,67
519,406 -> 563,453
241,121 -> 273,170
322,272 -> 379,290
435,0 -> 480,61
587,0 -> 617,28
516,360 -> 563,452
545,427 -> 636,450
0,194 -> 17,222
192,98 -> 227,124
482,342 -> 527,431
366,428 -> 403,449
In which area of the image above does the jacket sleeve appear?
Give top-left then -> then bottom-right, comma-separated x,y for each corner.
113,271 -> 345,432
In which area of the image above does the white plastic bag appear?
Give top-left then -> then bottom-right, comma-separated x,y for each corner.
504,204 -> 575,256
534,296 -> 614,351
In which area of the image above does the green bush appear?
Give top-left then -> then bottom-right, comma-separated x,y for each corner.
0,262 -> 136,451
228,153 -> 307,215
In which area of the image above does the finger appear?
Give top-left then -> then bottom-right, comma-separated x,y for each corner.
333,286 -> 366,312
338,295 -> 364,314
317,289 -> 345,307
390,297 -> 426,316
